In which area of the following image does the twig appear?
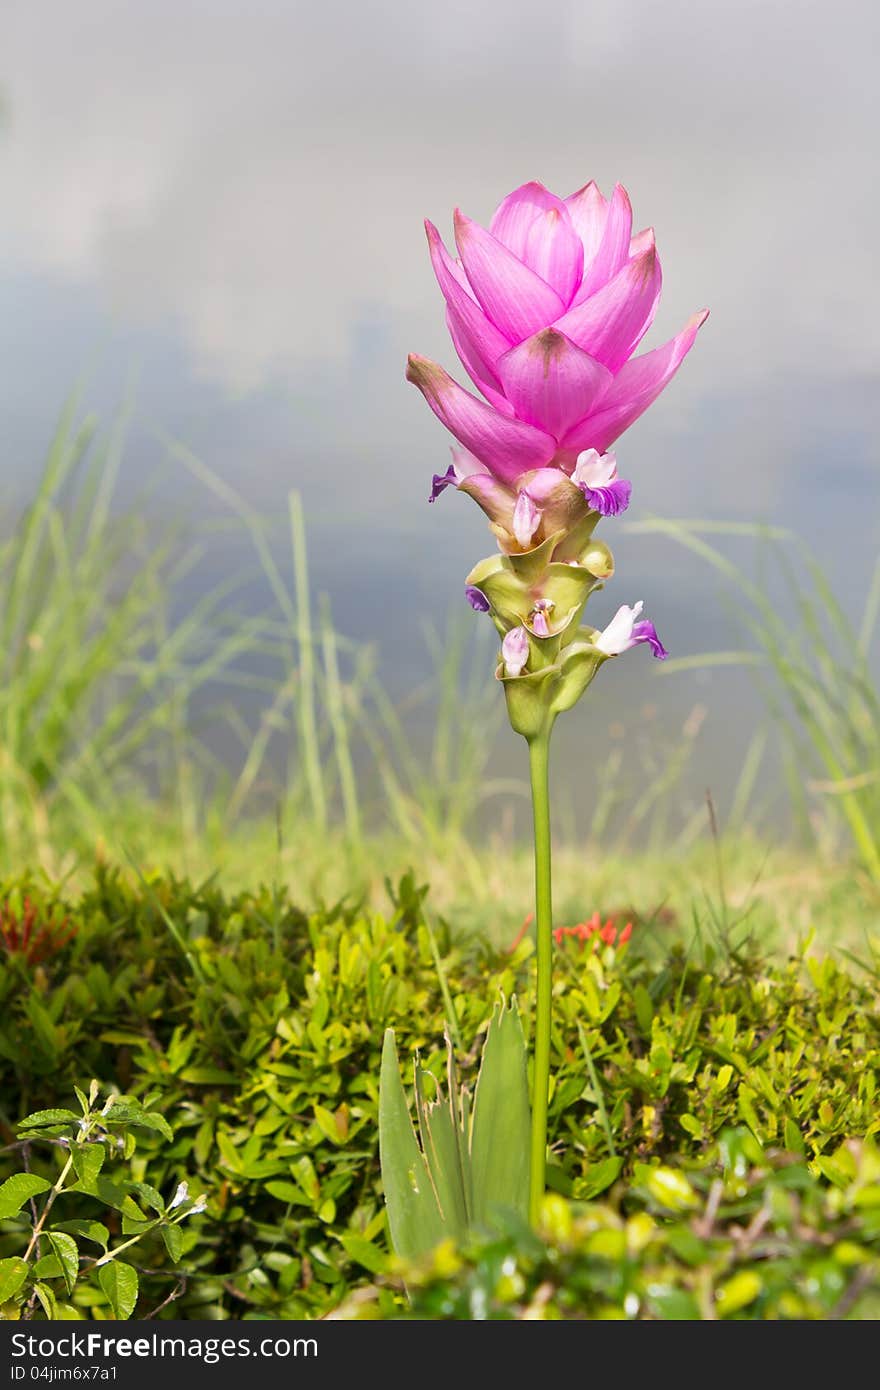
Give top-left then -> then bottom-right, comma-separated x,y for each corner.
143,1278 -> 187,1320
831,1266 -> 877,1321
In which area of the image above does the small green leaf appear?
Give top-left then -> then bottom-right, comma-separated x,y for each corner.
161,1224 -> 184,1262
71,1145 -> 106,1187
340,1233 -> 387,1276
716,1270 -> 762,1316
33,1282 -> 58,1320
0,1174 -> 51,1219
633,984 -> 654,1035
680,1113 -> 704,1139
647,1285 -> 701,1320
0,1258 -> 29,1302
641,1165 -> 698,1212
738,1083 -> 762,1140
66,1174 -> 146,1229
264,1180 -> 307,1206
103,1102 -> 173,1142
178,1067 -> 238,1085
783,1117 -> 805,1155
130,1182 -> 165,1214
578,1155 -> 624,1199
98,1262 -> 139,1320
17,1109 -> 80,1129
313,1104 -> 345,1146
53,1220 -> 109,1249
44,1233 -> 79,1295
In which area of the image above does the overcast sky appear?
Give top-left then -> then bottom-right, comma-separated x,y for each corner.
1,0 -> 878,817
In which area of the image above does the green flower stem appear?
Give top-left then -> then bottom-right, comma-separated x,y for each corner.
527,723 -> 554,1226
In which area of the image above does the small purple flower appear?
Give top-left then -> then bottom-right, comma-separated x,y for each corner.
429,464 -> 457,502
571,448 -> 632,518
595,601 -> 668,659
465,584 -> 491,612
501,626 -> 530,677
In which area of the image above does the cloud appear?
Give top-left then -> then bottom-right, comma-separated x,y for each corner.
1,0 -> 877,396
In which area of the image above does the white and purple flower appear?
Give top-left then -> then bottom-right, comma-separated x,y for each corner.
595,601 -> 667,660
571,448 -> 632,518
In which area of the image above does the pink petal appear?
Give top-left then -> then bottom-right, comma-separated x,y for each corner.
450,445 -> 487,480
564,182 -> 609,270
445,308 -> 515,416
496,328 -> 612,437
489,181 -> 563,260
523,207 -> 584,306
560,310 -> 709,452
426,221 -> 510,385
406,354 -> 557,484
553,244 -> 662,373
453,210 -> 565,343
629,226 -> 655,259
574,183 -> 633,303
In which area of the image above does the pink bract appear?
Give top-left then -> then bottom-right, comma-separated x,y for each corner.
407,180 -> 707,486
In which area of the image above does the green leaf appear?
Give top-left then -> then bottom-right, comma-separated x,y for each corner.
579,1155 -> 624,1199
647,1285 -> 701,1320
44,1233 -> 79,1295
17,1109 -> 80,1129
177,1067 -> 238,1085
161,1224 -> 184,1263
0,1174 -> 51,1219
783,1116 -> 805,1155
378,1028 -> 445,1260
103,1102 -> 173,1142
470,997 -> 531,1229
33,1282 -> 57,1320
716,1270 -> 762,1316
98,1262 -> 139,1320
71,1144 -> 106,1187
313,1103 -> 345,1146
53,1220 -> 109,1249
70,1175 -> 145,1222
640,1165 -> 699,1212
340,1233 -> 388,1276
264,1180 -> 307,1206
130,1182 -> 165,1214
0,1258 -> 29,1303
632,984 -> 654,1034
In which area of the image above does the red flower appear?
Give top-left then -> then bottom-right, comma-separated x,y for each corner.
0,897 -> 76,966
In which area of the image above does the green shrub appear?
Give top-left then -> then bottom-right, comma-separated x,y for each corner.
0,1082 -> 204,1320
341,1131 -> 880,1319
1,868 -> 878,1319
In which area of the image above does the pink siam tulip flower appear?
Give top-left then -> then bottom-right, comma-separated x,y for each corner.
408,180 -> 707,521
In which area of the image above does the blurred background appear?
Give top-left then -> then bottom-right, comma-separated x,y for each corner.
1,0 -> 878,899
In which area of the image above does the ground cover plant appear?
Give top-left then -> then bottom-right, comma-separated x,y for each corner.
1,869 -> 878,1319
